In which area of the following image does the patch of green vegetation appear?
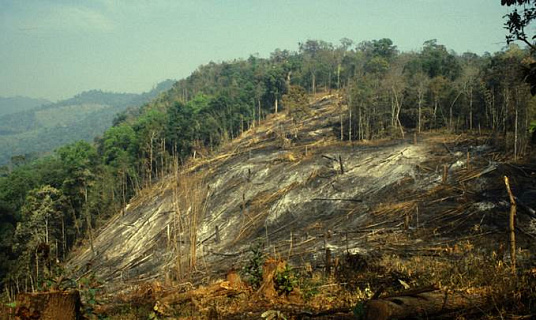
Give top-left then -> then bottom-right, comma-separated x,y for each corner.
352,301 -> 365,320
530,120 -> 536,133
242,241 -> 265,289
297,275 -> 321,301
274,264 -> 298,295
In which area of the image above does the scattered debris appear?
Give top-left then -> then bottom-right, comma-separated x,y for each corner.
65,94 -> 536,319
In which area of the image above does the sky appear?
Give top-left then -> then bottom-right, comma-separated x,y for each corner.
0,0 -> 515,101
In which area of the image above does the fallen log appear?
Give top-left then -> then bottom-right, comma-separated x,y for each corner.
364,290 -> 489,320
160,270 -> 246,307
296,307 -> 354,319
15,291 -> 81,320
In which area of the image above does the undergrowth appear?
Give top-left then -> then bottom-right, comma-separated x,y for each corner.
379,240 -> 536,317
242,241 -> 265,289
274,265 -> 298,295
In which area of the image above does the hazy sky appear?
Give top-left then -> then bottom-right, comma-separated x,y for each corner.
0,0 -> 513,101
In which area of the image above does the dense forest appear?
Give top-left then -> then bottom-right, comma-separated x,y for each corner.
0,38 -> 535,293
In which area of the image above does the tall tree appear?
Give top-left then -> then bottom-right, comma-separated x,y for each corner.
502,0 -> 536,94
13,185 -> 66,287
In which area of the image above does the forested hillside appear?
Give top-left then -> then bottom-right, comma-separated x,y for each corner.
0,38 -> 535,295
0,80 -> 175,165
0,96 -> 50,117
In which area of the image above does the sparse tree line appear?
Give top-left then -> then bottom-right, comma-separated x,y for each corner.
0,38 -> 535,293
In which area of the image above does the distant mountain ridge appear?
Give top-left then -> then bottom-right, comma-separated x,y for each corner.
0,96 -> 51,117
0,79 -> 175,165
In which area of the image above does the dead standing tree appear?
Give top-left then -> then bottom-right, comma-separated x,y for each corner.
504,176 -> 517,273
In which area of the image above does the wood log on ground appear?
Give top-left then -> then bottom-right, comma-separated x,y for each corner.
15,291 -> 81,320
364,290 -> 489,320
160,279 -> 245,306
297,307 -> 354,319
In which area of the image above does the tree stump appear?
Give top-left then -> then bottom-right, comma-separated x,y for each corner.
257,258 -> 286,300
15,291 -> 81,320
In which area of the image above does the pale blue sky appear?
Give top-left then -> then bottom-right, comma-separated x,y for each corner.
0,0 -> 513,101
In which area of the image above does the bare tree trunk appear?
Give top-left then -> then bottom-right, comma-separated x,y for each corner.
504,176 -> 517,273
286,71 -> 292,91
189,191 -> 198,273
258,99 -> 261,125
45,217 -> 49,245
84,186 -> 95,258
433,96 -> 439,129
121,170 -> 126,208
449,105 -> 453,132
172,152 -> 183,280
417,89 -> 423,133
483,87 -> 493,129
312,72 -> 316,95
161,138 -> 166,178
328,71 -> 332,93
392,87 -> 405,138
449,91 -> 462,132
337,63 -> 341,90
148,131 -> 156,186
359,110 -> 364,140
348,108 -> 352,142
155,147 -> 159,181
515,107 -> 518,160
61,216 -> 66,261
469,86 -> 473,131
35,250 -> 39,289
340,114 -> 343,141
503,88 -> 509,142
390,95 -> 396,128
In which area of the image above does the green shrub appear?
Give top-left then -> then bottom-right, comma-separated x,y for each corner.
242,241 -> 264,289
274,264 -> 297,295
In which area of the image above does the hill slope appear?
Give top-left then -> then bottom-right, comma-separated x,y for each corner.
0,96 -> 50,117
0,80 -> 174,165
68,94 -> 533,291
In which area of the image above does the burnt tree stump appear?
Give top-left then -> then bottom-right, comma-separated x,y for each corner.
15,291 -> 81,320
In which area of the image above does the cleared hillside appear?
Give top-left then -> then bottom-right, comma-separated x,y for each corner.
67,94 -> 536,318
5,38 -> 536,319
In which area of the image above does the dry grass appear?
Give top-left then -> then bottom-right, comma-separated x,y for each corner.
169,170 -> 209,280
372,200 -> 418,217
91,240 -> 536,319
379,240 -> 536,318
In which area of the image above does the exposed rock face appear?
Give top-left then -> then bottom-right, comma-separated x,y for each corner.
67,95 -> 505,287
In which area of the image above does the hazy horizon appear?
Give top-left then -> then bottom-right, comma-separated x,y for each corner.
1,0 -> 514,101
